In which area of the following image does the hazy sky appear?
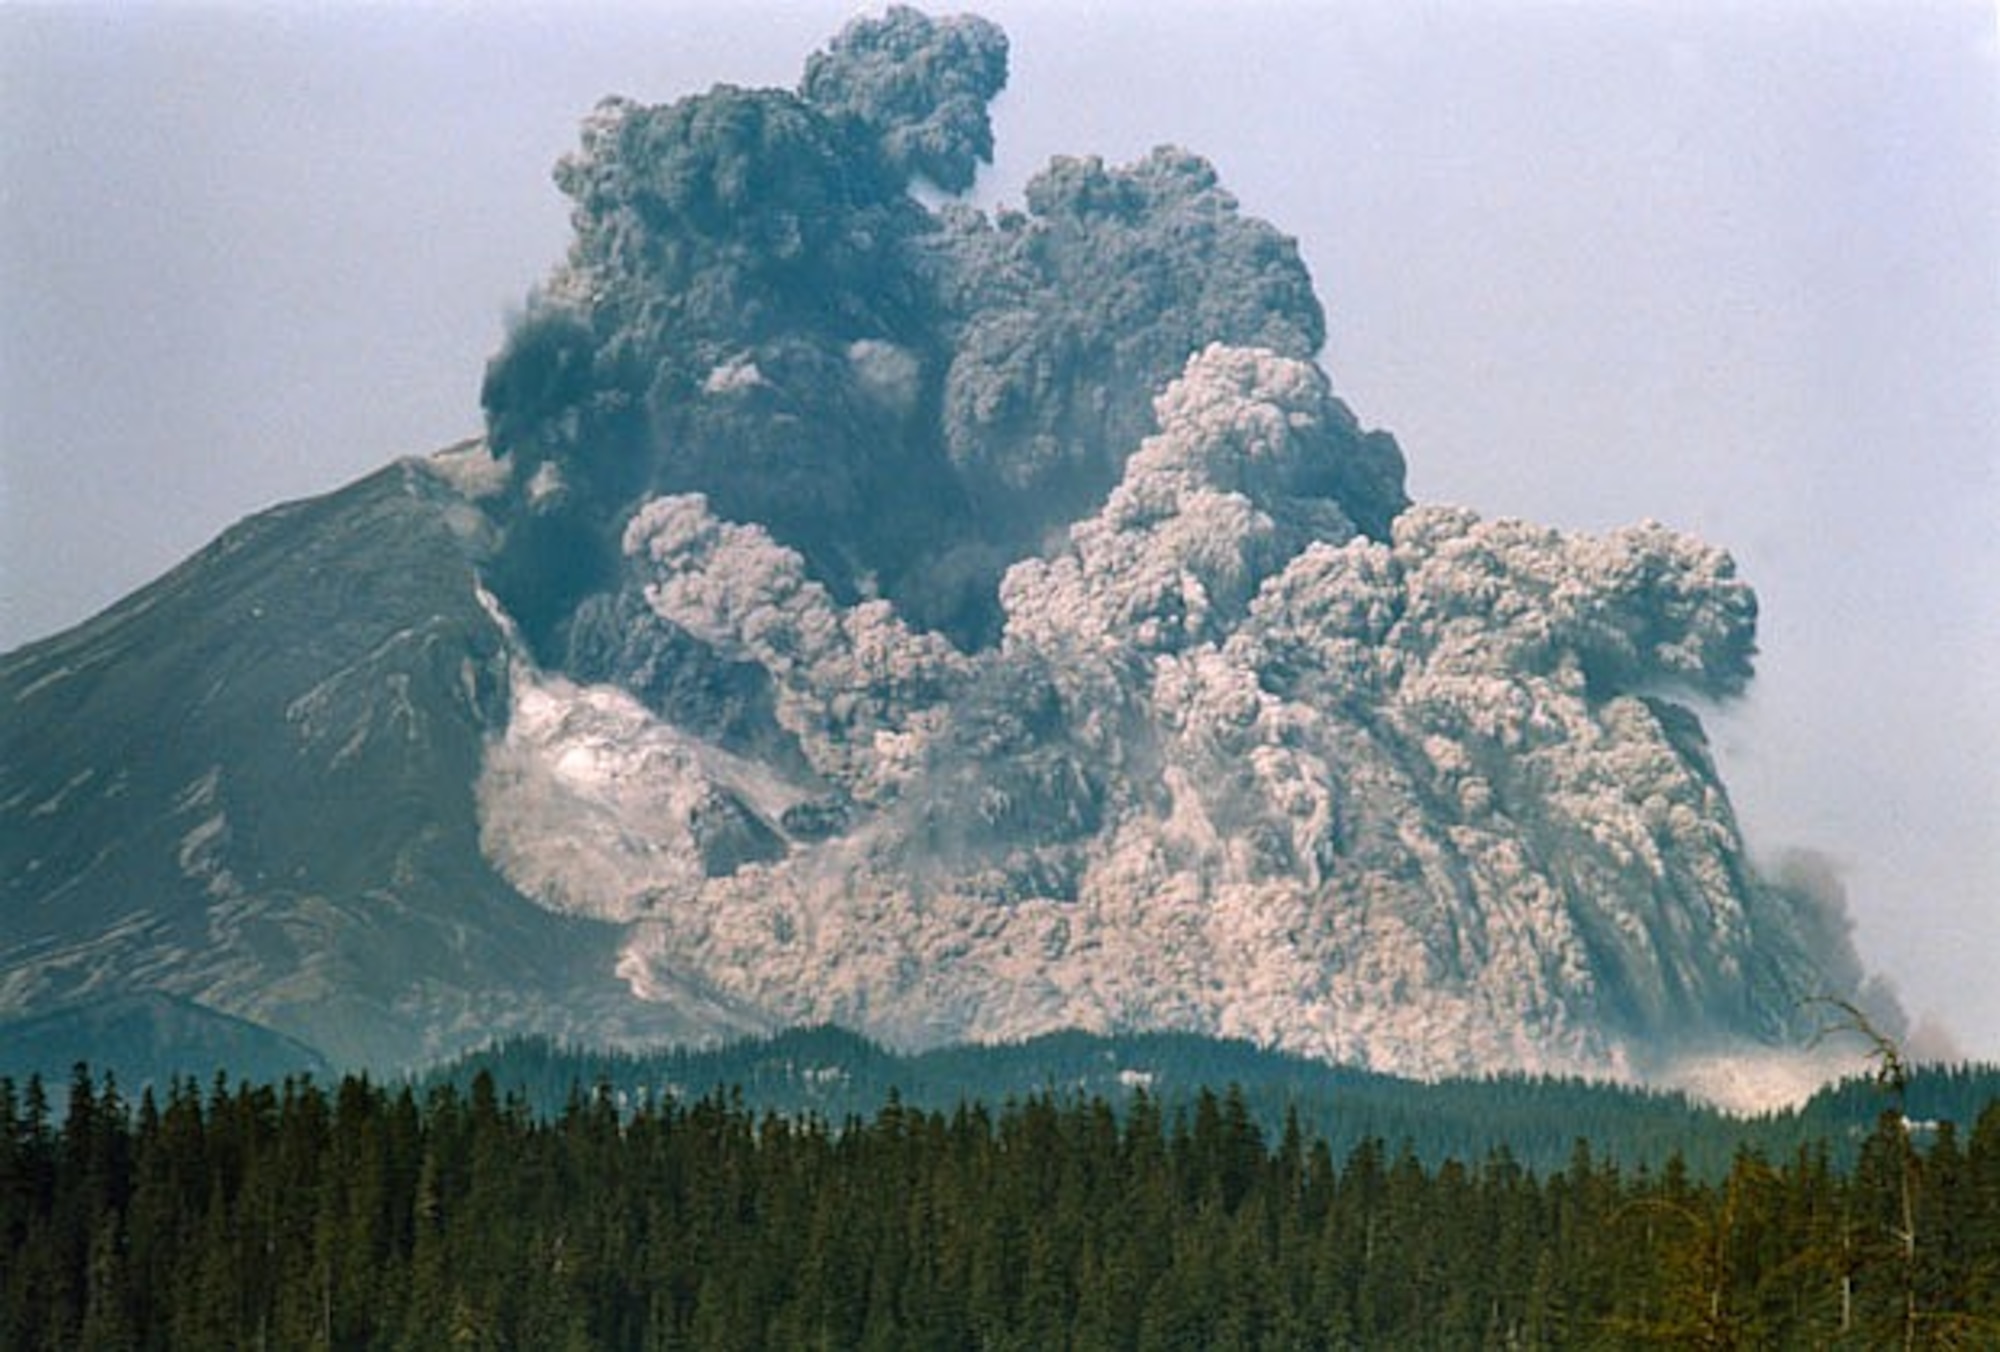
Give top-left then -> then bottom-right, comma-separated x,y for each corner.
4,2 -> 1995,1060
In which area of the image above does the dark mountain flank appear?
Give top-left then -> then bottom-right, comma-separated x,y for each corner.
1,463 -> 756,1070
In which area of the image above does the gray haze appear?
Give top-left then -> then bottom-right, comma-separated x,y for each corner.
4,2 -> 1995,1059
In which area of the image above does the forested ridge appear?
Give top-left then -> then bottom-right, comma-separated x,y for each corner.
431,1027 -> 2000,1180
7,1062 -> 2000,1348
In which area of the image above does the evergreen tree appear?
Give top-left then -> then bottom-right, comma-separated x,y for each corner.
5,1059 -> 2000,1348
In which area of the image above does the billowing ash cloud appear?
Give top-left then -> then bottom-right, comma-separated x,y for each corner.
800,5 -> 1009,193
623,494 -> 967,804
1003,346 -> 1384,657
935,149 -> 1345,538
461,7 -> 1880,1083
475,7 -> 1381,657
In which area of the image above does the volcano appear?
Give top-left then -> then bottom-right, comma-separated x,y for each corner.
0,7 -> 1882,1090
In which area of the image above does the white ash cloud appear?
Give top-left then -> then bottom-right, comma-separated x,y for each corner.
477,343 -> 1872,1080
623,494 -> 968,805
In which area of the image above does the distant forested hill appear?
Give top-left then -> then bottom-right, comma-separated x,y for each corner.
427,1026 -> 2000,1179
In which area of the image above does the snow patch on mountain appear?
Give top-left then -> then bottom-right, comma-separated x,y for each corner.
171,767 -> 241,903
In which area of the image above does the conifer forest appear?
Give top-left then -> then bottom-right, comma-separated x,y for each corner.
6,1064 -> 2000,1349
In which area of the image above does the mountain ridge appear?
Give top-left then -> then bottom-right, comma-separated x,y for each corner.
1,462 -> 757,1068
425,1023 -> 2000,1178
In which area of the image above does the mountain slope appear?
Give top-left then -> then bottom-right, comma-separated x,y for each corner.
0,991 -> 332,1089
0,459 -> 758,1068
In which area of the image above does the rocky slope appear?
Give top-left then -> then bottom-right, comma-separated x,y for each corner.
0,460 -> 758,1069
1,7 -> 1880,1085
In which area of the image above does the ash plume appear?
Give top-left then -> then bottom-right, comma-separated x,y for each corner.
476,8 -> 1375,658
800,5 -> 1009,193
0,5 -> 1908,1095
455,7 -> 1878,1082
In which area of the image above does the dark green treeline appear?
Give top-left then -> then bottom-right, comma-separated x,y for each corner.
6,1066 -> 2000,1349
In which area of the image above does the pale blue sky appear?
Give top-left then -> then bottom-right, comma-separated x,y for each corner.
4,1 -> 1995,1057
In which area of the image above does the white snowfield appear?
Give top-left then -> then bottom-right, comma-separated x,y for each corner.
476,346 -> 1860,1104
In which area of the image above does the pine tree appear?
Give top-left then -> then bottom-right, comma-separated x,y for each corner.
76,1214 -> 135,1352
